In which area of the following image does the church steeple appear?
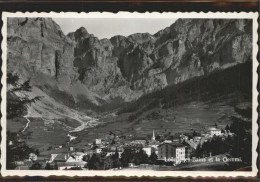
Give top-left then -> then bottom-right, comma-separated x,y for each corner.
152,130 -> 155,141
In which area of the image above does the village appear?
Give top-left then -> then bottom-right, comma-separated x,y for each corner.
11,124 -> 235,170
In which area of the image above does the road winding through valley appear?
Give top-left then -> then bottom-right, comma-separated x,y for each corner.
22,116 -> 31,132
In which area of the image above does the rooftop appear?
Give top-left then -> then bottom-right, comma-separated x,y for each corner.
149,140 -> 160,145
208,127 -> 220,131
158,142 -> 184,148
53,154 -> 69,162
71,152 -> 85,157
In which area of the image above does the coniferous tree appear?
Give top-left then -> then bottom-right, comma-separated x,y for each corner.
120,148 -> 135,167
7,73 -> 41,119
6,131 -> 34,169
82,155 -> 90,162
29,162 -> 42,170
45,163 -> 53,170
229,116 -> 251,165
149,151 -> 158,164
225,124 -> 230,131
6,73 -> 41,169
133,149 -> 149,165
111,148 -> 121,168
192,131 -> 198,137
104,156 -> 113,169
35,149 -> 40,156
54,162 -> 58,170
87,154 -> 102,170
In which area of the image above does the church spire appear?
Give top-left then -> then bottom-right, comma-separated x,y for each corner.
152,130 -> 155,140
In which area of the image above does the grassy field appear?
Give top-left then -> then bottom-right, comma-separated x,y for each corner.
7,117 -> 28,133
7,96 -> 251,150
74,99 -> 249,146
21,118 -> 69,151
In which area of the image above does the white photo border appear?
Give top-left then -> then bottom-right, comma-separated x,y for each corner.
1,11 -> 258,177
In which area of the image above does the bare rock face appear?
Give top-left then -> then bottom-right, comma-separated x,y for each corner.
7,18 -> 252,110
7,18 -> 77,91
68,19 -> 252,101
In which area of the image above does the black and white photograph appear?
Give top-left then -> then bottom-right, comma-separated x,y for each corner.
1,12 -> 258,177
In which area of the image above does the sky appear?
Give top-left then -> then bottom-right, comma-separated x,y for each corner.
53,18 -> 176,39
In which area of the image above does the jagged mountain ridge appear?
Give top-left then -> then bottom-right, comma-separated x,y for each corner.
7,17 -> 252,112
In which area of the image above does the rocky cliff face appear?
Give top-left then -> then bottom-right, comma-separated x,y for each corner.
7,18 -> 78,90
7,18 -> 252,110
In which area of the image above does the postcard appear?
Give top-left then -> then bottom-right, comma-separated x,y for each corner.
1,12 -> 258,177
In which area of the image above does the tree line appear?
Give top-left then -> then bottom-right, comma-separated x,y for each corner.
85,148 -> 158,170
6,73 -> 41,169
192,114 -> 252,167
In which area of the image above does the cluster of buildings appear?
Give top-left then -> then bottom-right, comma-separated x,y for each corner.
157,127 -> 234,164
14,125 -> 234,170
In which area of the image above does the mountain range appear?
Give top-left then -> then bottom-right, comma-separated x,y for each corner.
7,17 -> 252,128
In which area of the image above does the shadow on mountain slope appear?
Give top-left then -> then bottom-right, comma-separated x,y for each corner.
118,61 -> 252,121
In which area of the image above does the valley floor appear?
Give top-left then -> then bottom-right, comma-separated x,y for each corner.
7,99 -> 252,171
7,100 -> 250,151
